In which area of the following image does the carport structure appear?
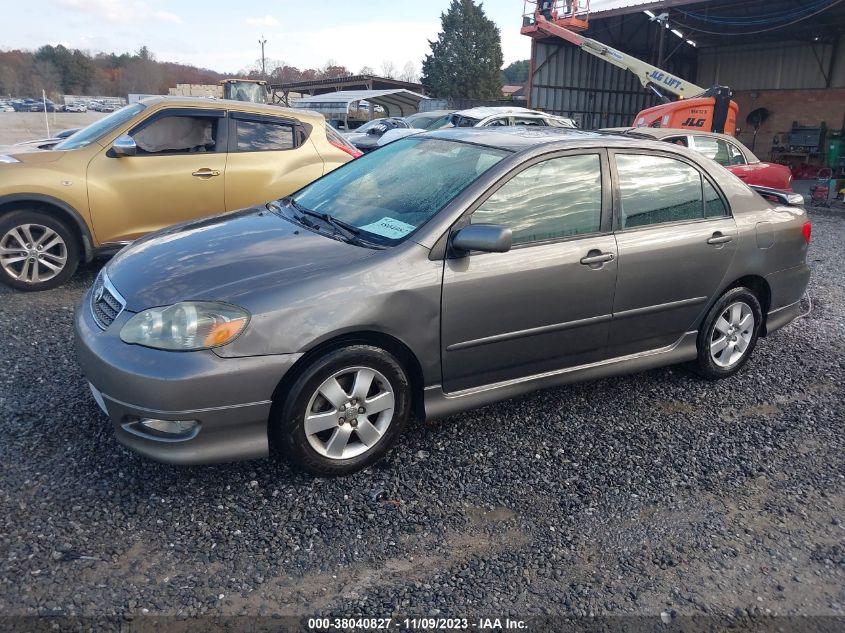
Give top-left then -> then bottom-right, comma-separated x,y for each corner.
291,89 -> 429,126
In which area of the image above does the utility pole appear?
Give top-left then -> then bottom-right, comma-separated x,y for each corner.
258,36 -> 268,79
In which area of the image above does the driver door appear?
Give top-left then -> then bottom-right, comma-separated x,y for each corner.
86,108 -> 228,245
440,151 -> 618,393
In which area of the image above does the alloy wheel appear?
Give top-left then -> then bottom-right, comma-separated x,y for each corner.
0,224 -> 68,284
710,301 -> 755,368
304,366 -> 396,460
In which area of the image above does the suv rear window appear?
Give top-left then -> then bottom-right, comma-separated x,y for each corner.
236,119 -> 296,151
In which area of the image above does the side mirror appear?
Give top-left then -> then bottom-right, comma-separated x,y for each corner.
451,224 -> 512,254
112,135 -> 137,157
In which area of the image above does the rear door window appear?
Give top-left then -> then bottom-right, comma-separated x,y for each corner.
235,118 -> 297,152
615,154 -> 704,228
727,142 -> 746,165
692,136 -> 731,166
512,117 -> 548,126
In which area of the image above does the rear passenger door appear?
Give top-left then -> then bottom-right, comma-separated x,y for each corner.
224,112 -> 325,210
607,151 -> 737,356
440,151 -> 618,392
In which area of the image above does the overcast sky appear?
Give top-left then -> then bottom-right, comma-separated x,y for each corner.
3,0 -> 636,73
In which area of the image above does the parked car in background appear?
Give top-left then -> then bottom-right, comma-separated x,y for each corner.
403,110 -> 455,131
345,117 -> 410,152
0,103 -> 14,113
450,106 -> 577,129
0,97 -> 359,291
12,99 -> 38,112
379,106 -> 577,147
65,102 -> 88,113
75,127 -> 810,476
27,99 -> 57,113
605,128 -> 793,191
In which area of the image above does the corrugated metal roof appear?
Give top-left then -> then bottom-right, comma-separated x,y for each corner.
591,0 -> 703,17
292,89 -> 428,117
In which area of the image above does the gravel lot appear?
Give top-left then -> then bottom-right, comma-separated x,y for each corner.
0,210 -> 842,627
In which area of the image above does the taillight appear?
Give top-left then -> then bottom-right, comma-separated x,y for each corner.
325,125 -> 363,158
802,222 -> 812,244
330,138 -> 363,158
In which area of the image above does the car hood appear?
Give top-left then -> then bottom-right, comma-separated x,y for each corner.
106,207 -> 377,311
0,145 -> 63,161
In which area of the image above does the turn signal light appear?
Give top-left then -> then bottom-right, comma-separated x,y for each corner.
203,317 -> 248,347
802,222 -> 812,244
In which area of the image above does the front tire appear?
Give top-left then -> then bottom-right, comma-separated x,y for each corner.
275,345 -> 411,476
693,286 -> 762,379
0,210 -> 79,291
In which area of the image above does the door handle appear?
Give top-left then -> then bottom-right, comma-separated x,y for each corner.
192,169 -> 220,178
707,232 -> 733,245
580,251 -> 615,267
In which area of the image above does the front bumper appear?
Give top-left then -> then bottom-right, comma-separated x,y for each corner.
74,290 -> 301,465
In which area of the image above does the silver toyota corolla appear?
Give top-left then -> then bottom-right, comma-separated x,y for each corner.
74,127 -> 811,476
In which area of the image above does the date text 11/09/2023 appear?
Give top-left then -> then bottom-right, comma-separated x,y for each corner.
307,617 -> 527,630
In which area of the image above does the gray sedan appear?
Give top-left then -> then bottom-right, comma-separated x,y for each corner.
75,128 -> 811,476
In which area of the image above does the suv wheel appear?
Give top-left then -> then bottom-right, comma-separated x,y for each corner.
276,345 -> 411,476
0,210 -> 79,291
693,286 -> 762,379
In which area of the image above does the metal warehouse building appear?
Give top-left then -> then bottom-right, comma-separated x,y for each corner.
528,0 -> 845,163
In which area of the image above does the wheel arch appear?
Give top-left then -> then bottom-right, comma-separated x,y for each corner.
724,274 -> 772,335
0,194 -> 94,262
270,330 -> 427,429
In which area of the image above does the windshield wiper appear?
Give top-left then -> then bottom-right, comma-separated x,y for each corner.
283,198 -> 321,231
287,198 -> 378,247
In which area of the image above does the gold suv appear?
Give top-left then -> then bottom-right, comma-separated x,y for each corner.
0,97 -> 360,290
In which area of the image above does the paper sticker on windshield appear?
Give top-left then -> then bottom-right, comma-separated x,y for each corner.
359,217 -> 416,239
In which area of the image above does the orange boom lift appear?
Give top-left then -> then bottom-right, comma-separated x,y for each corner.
521,1 -> 739,135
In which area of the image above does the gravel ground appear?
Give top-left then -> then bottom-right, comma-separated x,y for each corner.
0,210 -> 843,627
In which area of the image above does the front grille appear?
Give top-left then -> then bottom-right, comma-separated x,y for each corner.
91,272 -> 126,330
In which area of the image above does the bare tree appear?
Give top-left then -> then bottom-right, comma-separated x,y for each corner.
380,60 -> 397,78
358,66 -> 375,76
399,61 -> 418,83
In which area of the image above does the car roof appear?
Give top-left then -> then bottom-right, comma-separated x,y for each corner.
407,110 -> 454,118
604,126 -> 743,144
603,126 -> 760,162
419,126 -> 677,153
452,106 -> 538,119
137,95 -> 325,125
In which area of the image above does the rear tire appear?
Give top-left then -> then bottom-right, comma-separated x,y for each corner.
693,286 -> 762,379
275,345 -> 411,476
0,210 -> 79,291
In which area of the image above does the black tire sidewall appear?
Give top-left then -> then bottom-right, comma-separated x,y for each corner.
696,286 -> 762,379
0,210 -> 79,291
276,345 -> 411,476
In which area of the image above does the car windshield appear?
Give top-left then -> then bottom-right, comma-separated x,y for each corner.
407,113 -> 452,130
290,137 -> 509,246
54,103 -> 145,150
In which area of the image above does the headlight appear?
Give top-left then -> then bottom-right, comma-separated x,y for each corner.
0,155 -> 20,164
120,302 -> 250,351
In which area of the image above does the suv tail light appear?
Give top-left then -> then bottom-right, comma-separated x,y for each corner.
326,126 -> 363,158
802,222 -> 812,244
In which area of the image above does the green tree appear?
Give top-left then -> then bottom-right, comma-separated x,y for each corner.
502,59 -> 529,84
34,44 -> 95,93
421,0 -> 504,99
